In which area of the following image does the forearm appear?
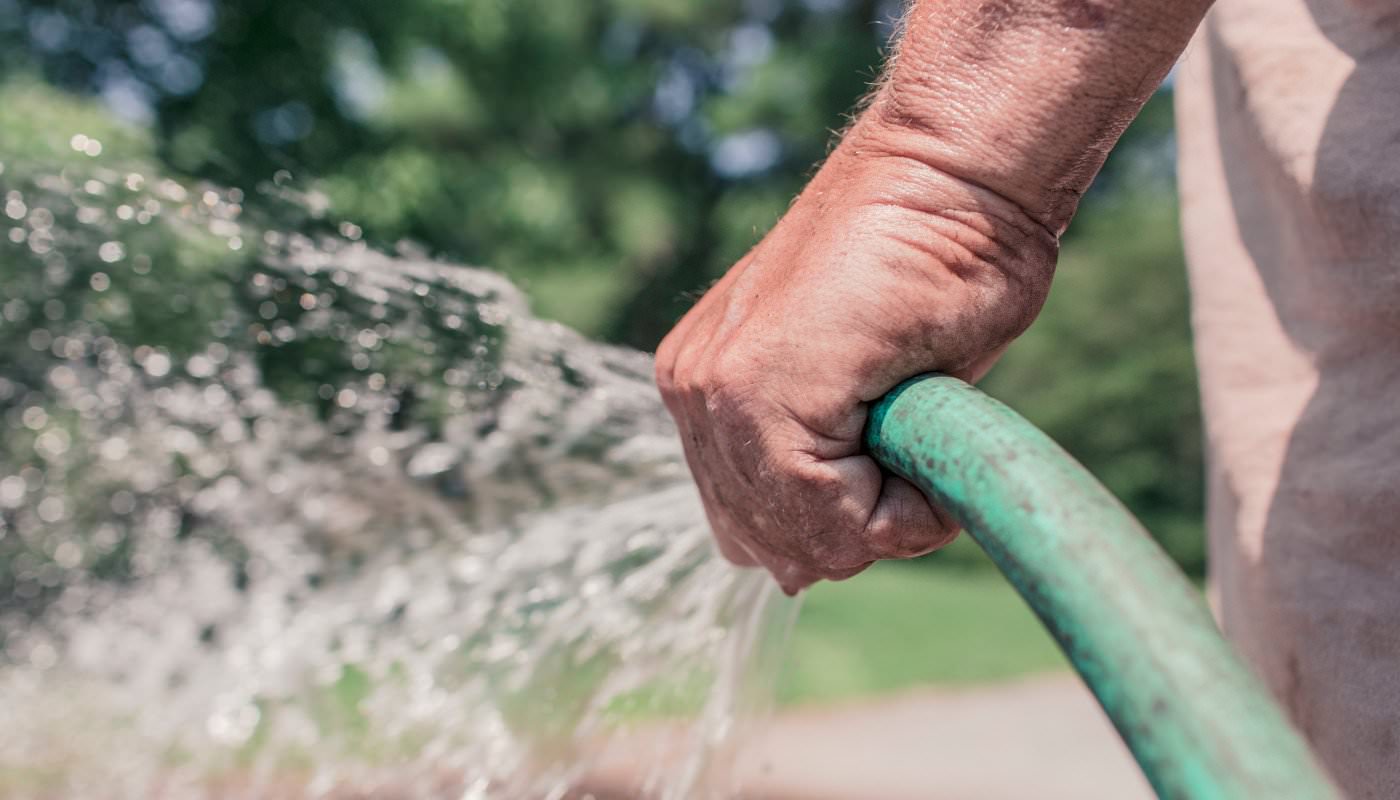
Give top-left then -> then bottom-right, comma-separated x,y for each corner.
852,0 -> 1212,232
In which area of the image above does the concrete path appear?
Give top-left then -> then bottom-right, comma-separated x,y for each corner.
583,674 -> 1154,799
732,675 -> 1152,799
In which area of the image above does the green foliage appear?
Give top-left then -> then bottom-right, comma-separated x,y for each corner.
0,78 -> 154,163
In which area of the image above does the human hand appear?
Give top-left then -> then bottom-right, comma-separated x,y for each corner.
655,117 -> 1058,594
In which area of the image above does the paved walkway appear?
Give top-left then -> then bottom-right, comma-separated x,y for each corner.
733,675 -> 1151,799
583,674 -> 1153,799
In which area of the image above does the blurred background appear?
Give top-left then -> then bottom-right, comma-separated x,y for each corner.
2,0 -> 1200,722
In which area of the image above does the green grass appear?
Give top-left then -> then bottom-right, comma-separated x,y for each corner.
779,558 -> 1069,705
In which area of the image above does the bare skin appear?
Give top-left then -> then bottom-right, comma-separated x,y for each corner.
656,0 -> 1212,594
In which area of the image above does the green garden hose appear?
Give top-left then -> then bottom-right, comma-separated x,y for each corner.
864,374 -> 1340,799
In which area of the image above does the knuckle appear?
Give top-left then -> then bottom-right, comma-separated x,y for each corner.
662,353 -> 713,411
691,353 -> 735,399
698,356 -> 767,421
653,356 -> 672,390
653,336 -> 681,395
704,345 -> 754,383
786,460 -> 845,501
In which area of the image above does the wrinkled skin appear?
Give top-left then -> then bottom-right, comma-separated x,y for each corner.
655,117 -> 1058,594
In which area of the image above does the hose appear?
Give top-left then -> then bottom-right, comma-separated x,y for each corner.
865,374 -> 1339,799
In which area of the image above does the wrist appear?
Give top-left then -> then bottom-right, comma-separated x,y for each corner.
857,85 -> 1085,232
854,0 -> 1211,232
817,114 -> 1060,260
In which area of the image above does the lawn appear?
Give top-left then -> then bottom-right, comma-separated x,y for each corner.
779,556 -> 1069,705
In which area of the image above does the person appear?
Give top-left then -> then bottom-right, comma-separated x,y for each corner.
654,0 -> 1400,796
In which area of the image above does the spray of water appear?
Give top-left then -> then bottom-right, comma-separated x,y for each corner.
0,121 -> 797,798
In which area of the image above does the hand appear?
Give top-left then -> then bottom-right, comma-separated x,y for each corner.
655,118 -> 1058,594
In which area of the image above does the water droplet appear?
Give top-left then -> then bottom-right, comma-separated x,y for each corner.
98,241 -> 125,263
48,366 -> 76,390
407,443 -> 457,477
21,406 -> 48,430
35,429 -> 71,459
53,541 -> 83,569
0,476 -> 26,508
186,356 -> 214,378
142,351 -> 171,378
100,438 -> 130,461
206,696 -> 261,745
28,642 -> 58,670
37,496 -> 67,523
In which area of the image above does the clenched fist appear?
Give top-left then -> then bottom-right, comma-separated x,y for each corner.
655,116 -> 1058,594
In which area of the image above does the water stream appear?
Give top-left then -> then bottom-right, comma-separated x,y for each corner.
0,140 -> 796,798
